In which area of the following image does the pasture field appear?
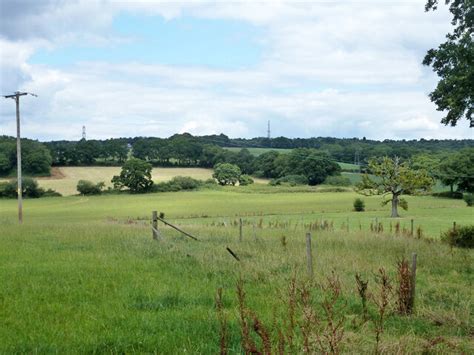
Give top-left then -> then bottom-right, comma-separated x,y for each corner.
0,167 -> 268,196
0,189 -> 472,353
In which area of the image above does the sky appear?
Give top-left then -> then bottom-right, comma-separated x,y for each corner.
0,0 -> 472,141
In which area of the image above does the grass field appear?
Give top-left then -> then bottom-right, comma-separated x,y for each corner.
0,188 -> 472,353
0,167 -> 268,196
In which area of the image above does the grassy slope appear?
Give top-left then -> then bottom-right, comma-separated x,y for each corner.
0,189 -> 472,353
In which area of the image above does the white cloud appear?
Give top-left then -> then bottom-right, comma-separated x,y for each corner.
0,0 -> 470,141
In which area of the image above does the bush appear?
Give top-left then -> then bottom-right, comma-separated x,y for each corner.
152,176 -> 203,193
463,193 -> 474,206
269,175 -> 308,186
353,198 -> 365,212
77,180 -> 105,195
441,225 -> 474,248
324,175 -> 352,186
170,176 -> 201,190
239,174 -> 254,186
432,191 -> 464,199
0,177 -> 60,198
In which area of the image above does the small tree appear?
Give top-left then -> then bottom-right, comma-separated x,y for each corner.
353,198 -> 365,212
356,157 -> 433,218
213,163 -> 241,186
112,158 -> 153,193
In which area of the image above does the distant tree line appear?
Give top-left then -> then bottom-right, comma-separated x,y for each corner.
41,133 -> 472,168
1,134 -> 472,189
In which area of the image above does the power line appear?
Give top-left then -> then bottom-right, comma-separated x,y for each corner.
2,91 -> 37,224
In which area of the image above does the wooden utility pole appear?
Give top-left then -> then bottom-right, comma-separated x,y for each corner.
3,91 -> 36,224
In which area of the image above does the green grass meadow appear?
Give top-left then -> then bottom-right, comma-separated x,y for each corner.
0,188 -> 472,353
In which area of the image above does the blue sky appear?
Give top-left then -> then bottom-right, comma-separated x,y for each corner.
30,15 -> 264,68
0,0 -> 471,141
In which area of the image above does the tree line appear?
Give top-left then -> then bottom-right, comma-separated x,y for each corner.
41,133 -> 472,167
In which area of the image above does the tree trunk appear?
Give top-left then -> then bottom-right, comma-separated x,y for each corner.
391,194 -> 400,218
450,184 -> 453,193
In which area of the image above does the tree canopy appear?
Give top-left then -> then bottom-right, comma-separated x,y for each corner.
212,163 -> 241,186
423,0 -> 473,127
112,158 -> 154,193
357,157 -> 434,217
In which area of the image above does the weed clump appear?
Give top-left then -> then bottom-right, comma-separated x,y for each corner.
441,225 -> 474,248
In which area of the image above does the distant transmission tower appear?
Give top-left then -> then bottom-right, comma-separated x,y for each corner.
267,120 -> 271,139
82,125 -> 86,140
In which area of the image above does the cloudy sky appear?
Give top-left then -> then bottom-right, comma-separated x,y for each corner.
0,0 -> 471,141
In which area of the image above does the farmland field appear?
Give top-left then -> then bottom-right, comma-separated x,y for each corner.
0,167 -> 268,196
0,188 -> 472,353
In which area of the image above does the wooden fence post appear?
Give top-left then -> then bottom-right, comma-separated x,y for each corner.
453,221 -> 456,231
410,219 -> 414,237
409,252 -> 417,312
239,218 -> 243,242
306,232 -> 314,278
152,211 -> 158,240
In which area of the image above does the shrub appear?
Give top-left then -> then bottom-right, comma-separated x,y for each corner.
441,225 -> 474,248
170,176 -> 201,190
324,175 -> 352,186
77,180 -> 105,195
239,174 -> 254,186
269,175 -> 308,186
353,198 -> 365,212
152,177 -> 204,192
0,177 -> 60,198
463,193 -> 474,206
432,191 -> 463,199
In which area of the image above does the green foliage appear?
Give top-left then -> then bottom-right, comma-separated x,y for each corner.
441,225 -> 474,248
423,0 -> 473,127
151,176 -> 212,192
324,175 -> 352,186
212,163 -> 241,186
76,180 -> 105,195
112,158 -> 154,193
438,148 -> 474,193
283,149 -> 341,185
22,146 -> 52,175
0,137 -> 52,176
463,193 -> 474,206
0,152 -> 12,175
269,175 -> 308,186
0,177 -> 61,198
353,198 -> 365,212
238,174 -> 254,186
357,157 -> 434,217
432,191 -> 464,199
